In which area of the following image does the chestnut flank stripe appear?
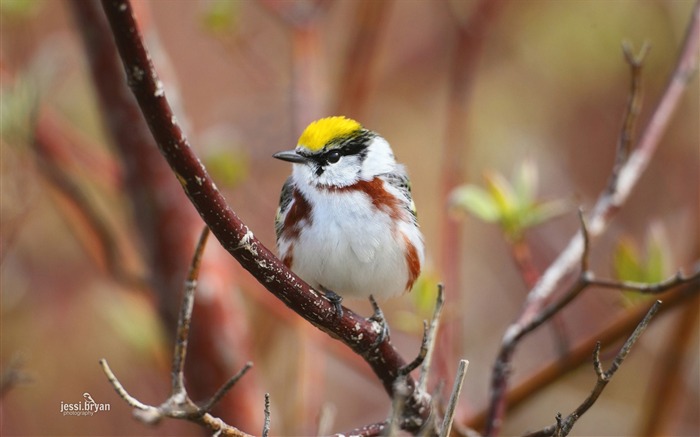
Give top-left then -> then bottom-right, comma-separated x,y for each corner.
402,234 -> 421,291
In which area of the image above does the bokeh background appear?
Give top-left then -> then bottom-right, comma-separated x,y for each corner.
1,0 -> 698,436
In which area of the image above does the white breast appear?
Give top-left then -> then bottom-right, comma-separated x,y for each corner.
285,186 -> 412,300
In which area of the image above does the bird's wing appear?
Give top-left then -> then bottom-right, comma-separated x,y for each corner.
275,176 -> 295,241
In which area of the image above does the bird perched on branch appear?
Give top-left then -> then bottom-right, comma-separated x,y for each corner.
274,116 -> 424,319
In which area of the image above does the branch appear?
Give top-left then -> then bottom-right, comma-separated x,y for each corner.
483,4 -> 700,434
587,269 -> 700,293
465,270 -> 700,431
419,284 -> 446,392
70,2 -> 261,425
262,393 -> 271,437
485,215 -> 699,435
440,359 -> 470,437
98,0 -> 431,430
525,1 -> 698,311
524,301 -> 662,437
100,226 -> 254,435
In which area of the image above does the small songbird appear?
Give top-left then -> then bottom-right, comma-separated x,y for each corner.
273,116 -> 424,317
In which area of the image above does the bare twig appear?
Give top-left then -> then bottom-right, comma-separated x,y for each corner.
484,4 -> 700,434
399,321 -> 429,377
588,270 -> 699,293
486,218 -> 698,436
440,359 -> 469,437
466,273 -> 700,431
262,393 -> 271,437
98,222 -> 254,434
99,359 -> 155,413
523,301 -> 662,437
198,362 -> 254,414
419,284 -> 446,392
612,41 -> 650,173
172,226 -> 210,397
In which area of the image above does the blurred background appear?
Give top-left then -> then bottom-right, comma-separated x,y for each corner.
1,0 -> 698,436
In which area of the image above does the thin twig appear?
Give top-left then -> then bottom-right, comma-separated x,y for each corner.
578,209 -> 590,274
440,359 -> 469,437
198,362 -> 254,414
99,359 -> 154,412
172,226 -> 210,397
612,41 -> 651,173
98,225 -> 254,433
262,393 -> 271,437
399,321 -> 429,376
466,274 -> 699,431
587,270 -> 699,294
557,301 -> 661,436
523,301 -> 662,437
419,284 -> 446,392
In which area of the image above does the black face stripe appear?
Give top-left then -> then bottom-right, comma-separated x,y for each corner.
299,130 -> 375,176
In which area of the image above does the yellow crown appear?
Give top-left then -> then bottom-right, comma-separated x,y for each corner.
297,116 -> 362,152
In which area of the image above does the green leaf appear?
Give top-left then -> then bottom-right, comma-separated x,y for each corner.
410,271 -> 441,317
520,199 -> 570,229
451,162 -> 568,240
484,171 -> 517,217
614,225 -> 671,308
0,78 -> 38,144
614,238 -> 643,282
201,0 -> 239,34
100,291 -> 166,355
449,185 -> 500,222
514,159 -> 538,207
1,0 -> 42,18
204,149 -> 249,189
644,223 -> 669,283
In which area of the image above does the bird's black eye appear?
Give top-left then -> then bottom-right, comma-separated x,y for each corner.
326,150 -> 341,164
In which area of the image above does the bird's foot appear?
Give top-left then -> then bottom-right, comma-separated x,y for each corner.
321,287 -> 344,320
368,295 -> 390,348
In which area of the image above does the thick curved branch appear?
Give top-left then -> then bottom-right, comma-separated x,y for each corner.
98,0 -> 430,429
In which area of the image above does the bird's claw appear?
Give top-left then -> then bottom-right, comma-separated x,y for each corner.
368,295 -> 390,348
321,287 -> 344,320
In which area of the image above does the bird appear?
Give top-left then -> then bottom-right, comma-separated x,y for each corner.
273,116 -> 424,320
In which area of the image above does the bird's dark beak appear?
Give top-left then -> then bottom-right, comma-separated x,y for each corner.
273,150 -> 309,164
